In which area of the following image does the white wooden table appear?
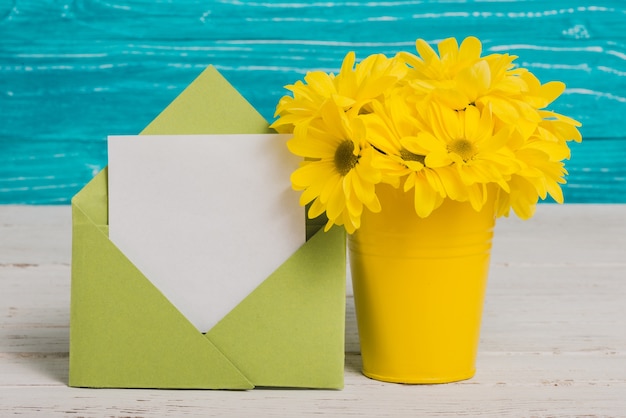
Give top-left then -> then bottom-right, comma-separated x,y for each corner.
1,204 -> 625,417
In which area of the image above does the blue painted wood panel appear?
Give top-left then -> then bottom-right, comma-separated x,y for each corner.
1,0 -> 625,203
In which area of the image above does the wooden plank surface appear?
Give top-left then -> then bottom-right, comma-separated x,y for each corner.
1,204 -> 626,417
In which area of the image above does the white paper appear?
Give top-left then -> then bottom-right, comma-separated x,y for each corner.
107,134 -> 304,333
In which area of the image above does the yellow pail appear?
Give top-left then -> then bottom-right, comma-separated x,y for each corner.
348,184 -> 496,384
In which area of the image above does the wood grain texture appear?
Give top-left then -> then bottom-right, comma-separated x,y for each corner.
2,0 -> 626,204
1,204 -> 625,416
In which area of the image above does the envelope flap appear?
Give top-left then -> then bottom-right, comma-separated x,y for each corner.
141,66 -> 271,135
70,196 -> 253,389
206,226 -> 346,388
71,168 -> 108,227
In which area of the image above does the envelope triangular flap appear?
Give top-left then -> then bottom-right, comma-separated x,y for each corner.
71,168 -> 108,227
207,226 -> 346,389
141,65 -> 271,135
70,172 -> 253,389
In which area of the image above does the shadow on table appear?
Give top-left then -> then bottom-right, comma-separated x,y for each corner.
345,352 -> 363,375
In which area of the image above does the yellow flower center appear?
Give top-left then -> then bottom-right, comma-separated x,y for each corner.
334,140 -> 359,176
447,138 -> 477,162
400,148 -> 426,165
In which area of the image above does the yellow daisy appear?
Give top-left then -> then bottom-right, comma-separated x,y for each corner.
405,103 -> 520,210
272,51 -> 406,134
271,70 -> 338,133
288,100 -> 382,233
398,36 -> 483,81
398,36 -> 547,140
360,98 -> 445,217
334,52 -> 407,114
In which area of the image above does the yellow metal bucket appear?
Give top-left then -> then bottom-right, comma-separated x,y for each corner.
348,184 -> 496,384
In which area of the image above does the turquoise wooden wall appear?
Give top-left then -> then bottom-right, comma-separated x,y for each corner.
1,0 -> 625,203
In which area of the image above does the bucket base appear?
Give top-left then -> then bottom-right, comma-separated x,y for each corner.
362,368 -> 476,385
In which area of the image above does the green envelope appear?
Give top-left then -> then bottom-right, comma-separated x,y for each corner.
69,66 -> 346,390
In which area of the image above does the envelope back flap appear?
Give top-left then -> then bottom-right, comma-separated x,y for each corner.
207,227 -> 346,389
141,66 -> 271,135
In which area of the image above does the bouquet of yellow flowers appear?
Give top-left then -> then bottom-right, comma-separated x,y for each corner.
272,36 -> 582,234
